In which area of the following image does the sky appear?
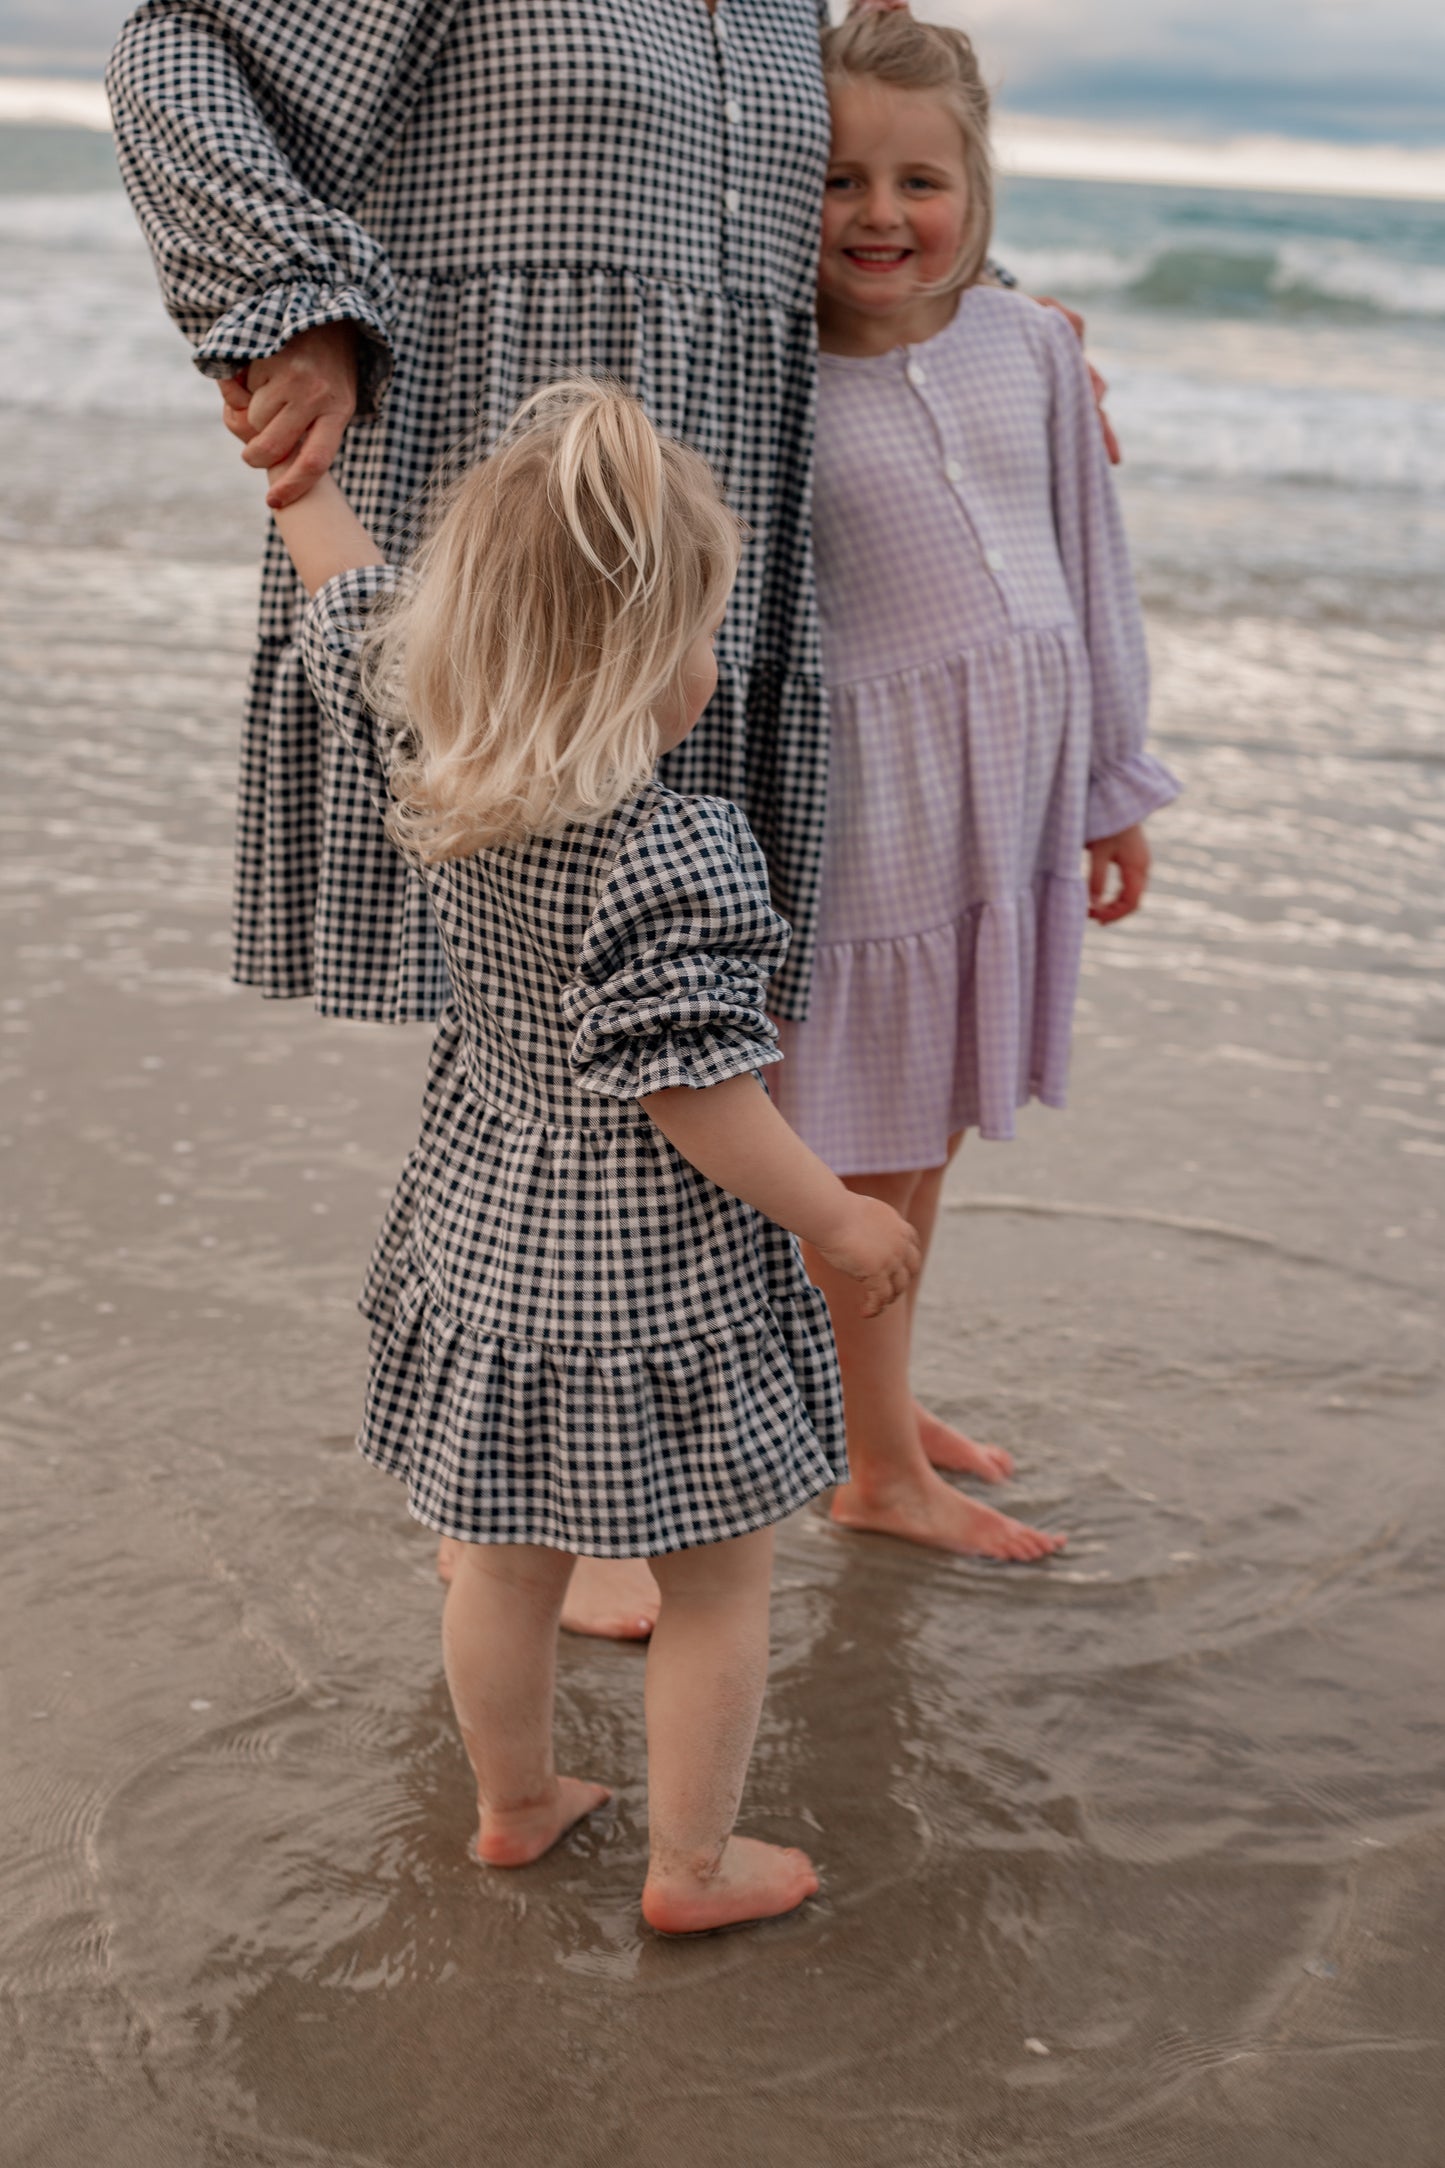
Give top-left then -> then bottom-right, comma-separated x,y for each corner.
3,0 -> 1443,147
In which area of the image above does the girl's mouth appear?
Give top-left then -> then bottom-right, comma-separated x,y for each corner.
843,247 -> 912,270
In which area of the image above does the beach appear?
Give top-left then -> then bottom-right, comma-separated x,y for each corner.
3,127 -> 1445,2165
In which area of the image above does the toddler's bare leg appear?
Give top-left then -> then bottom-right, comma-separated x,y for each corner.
641,1527 -> 818,1933
560,1556 -> 661,1641
441,1542 -> 611,1866
907,1138 -> 1014,1482
450,1543 -> 660,1641
810,1165 -> 1065,1562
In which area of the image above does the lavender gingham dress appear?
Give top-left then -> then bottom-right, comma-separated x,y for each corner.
768,288 -> 1180,1168
298,568 -> 846,1557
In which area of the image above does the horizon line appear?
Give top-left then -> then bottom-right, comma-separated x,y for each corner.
2,73 -> 1444,206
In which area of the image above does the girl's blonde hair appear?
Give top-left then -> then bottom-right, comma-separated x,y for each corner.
820,7 -> 994,297
363,380 -> 741,861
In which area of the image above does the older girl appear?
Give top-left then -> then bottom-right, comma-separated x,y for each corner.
766,8 -> 1179,1559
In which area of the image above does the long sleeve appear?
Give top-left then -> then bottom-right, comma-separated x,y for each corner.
106,0 -> 461,409
1043,308 -> 1179,841
299,564 -> 411,818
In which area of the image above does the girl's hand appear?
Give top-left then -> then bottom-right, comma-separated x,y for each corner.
218,323 -> 360,510
812,1195 -> 921,1318
1034,297 -> 1122,465
1088,822 -> 1151,923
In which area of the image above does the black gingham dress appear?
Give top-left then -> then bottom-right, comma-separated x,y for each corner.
300,569 -> 846,1554
107,0 -> 831,1022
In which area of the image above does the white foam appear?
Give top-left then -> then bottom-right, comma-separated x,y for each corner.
1271,239 -> 1445,317
996,113 -> 1445,206
1113,366 -> 1445,493
0,77 -> 111,130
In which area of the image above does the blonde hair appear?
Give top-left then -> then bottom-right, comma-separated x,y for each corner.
363,380 -> 741,861
820,8 -> 994,297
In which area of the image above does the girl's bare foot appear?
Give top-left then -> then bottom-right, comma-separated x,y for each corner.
642,1837 -> 819,1936
475,1776 -> 612,1867
831,1468 -> 1065,1562
914,1401 -> 1015,1482
560,1556 -> 661,1641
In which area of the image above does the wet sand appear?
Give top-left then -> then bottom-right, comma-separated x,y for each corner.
3,413 -> 1444,2166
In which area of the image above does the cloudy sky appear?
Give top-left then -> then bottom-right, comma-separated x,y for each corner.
5,0 -> 1444,144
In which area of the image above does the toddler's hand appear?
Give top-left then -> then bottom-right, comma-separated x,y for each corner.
815,1196 -> 921,1317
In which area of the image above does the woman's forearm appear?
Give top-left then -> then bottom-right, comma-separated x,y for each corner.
642,1074 -> 852,1249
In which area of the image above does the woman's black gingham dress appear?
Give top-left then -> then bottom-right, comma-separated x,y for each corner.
108,0 -> 832,1021
300,569 -> 846,1555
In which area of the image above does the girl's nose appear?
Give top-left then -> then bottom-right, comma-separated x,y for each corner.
859,181 -> 899,229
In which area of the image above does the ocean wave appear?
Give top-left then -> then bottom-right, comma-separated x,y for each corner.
1116,369 -> 1445,493
999,239 -> 1445,321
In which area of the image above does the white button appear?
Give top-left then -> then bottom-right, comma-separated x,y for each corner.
985,546 -> 1007,572
906,361 -> 926,386
944,459 -> 964,483
713,11 -> 728,38
724,99 -> 742,124
723,188 -> 740,216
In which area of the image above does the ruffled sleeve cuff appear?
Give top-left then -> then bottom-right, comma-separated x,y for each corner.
1086,749 -> 1181,843
299,564 -> 408,805
193,282 -> 395,416
562,795 -> 791,1102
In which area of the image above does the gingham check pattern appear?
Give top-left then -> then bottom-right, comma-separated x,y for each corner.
769,289 -> 1180,1166
298,569 -> 845,1556
108,0 -> 834,1022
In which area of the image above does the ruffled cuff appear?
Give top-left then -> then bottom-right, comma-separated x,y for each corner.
192,281 -> 395,416
1085,749 -> 1180,843
564,968 -> 782,1102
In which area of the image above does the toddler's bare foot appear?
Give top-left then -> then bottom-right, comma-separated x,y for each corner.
831,1469 -> 1065,1562
475,1776 -> 612,1868
642,1837 -> 819,1936
437,1535 -> 463,1585
561,1556 -> 661,1641
914,1401 -> 1015,1482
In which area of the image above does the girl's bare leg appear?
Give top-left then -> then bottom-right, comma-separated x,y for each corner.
441,1542 -> 612,1865
439,1537 -> 662,1643
809,1164 -> 1065,1563
907,1135 -> 1014,1482
560,1556 -> 661,1640
641,1528 -> 818,1934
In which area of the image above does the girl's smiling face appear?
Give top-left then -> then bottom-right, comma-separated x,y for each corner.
819,79 -> 971,353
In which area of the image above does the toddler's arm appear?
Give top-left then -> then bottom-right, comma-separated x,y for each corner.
642,1076 -> 920,1315
268,469 -> 385,596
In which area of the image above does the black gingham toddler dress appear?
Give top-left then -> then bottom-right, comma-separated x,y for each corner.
108,0 -> 832,1023
301,568 -> 846,1555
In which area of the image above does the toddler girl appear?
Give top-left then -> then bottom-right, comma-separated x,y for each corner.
768,7 -> 1180,1560
263,382 -> 920,1933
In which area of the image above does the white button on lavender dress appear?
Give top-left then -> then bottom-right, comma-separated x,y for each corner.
770,287 -> 1180,1171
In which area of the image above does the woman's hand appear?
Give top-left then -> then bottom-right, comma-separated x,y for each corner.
1087,822 -> 1151,924
1035,297 -> 1122,465
812,1195 -> 921,1318
218,322 -> 359,510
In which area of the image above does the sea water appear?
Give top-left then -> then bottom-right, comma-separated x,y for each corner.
3,104 -> 1444,2168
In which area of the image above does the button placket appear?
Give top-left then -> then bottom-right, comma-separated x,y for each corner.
712,8 -> 741,240
905,348 -> 1009,599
